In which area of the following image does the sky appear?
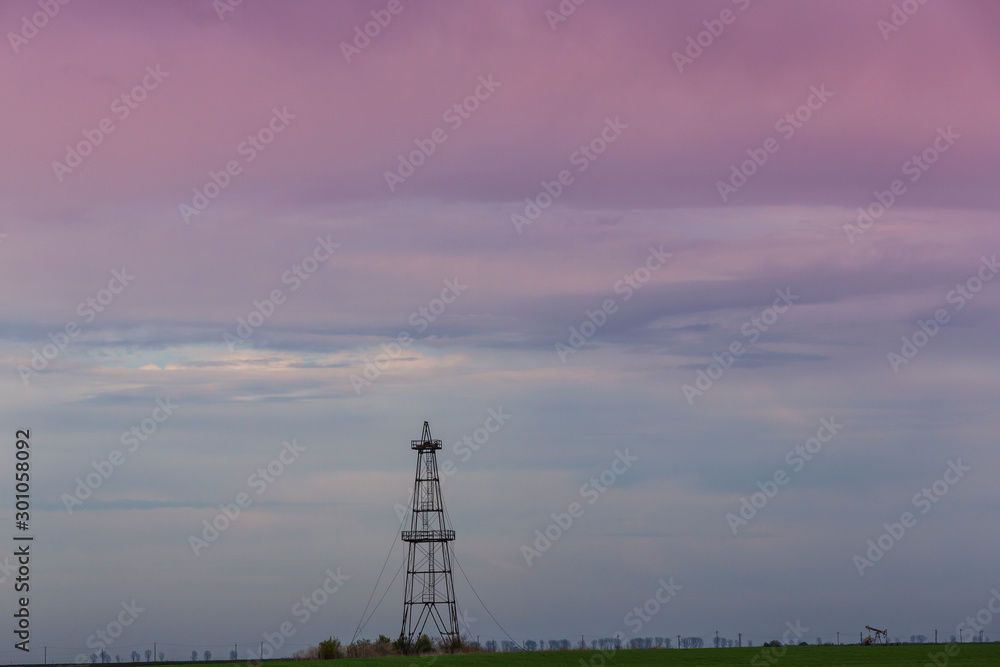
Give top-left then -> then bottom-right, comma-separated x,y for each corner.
1,0 -> 1000,660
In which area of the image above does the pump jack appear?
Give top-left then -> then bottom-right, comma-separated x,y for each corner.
864,626 -> 887,645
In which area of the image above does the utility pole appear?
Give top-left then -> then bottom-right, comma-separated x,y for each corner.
677,634 -> 681,649
715,630 -> 719,647
738,633 -> 741,648
260,642 -> 264,659
153,644 -> 156,662
837,632 -> 839,645
935,630 -> 938,643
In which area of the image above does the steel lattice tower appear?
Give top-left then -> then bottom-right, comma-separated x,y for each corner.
400,421 -> 459,646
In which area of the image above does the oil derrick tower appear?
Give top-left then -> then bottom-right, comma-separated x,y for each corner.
400,421 -> 459,646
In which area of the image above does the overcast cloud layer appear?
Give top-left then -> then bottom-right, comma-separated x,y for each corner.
1,0 -> 999,660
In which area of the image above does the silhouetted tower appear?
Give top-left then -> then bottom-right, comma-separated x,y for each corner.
400,421 -> 459,646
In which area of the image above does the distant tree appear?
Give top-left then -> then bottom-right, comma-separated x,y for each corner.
145,650 -> 152,662
158,653 -> 164,661
204,651 -> 211,661
117,655 -> 122,662
817,637 -> 822,645
132,651 -> 140,662
524,640 -> 537,651
485,640 -> 497,652
191,651 -> 197,661
345,638 -> 370,659
318,637 -> 340,659
229,651 -> 237,661
416,635 -> 434,654
91,654 -> 98,663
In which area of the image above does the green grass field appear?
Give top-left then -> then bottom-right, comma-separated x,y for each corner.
257,643 -> 1000,666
